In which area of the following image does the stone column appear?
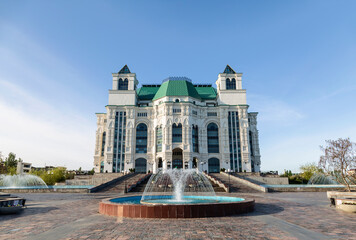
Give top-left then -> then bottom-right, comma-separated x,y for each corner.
152,160 -> 157,174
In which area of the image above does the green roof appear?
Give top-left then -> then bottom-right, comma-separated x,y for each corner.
136,80 -> 217,101
136,86 -> 160,100
152,80 -> 202,101
195,87 -> 217,100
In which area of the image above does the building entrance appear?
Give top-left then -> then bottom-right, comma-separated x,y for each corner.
172,148 -> 183,169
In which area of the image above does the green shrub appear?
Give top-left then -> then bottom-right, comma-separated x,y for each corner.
31,168 -> 66,185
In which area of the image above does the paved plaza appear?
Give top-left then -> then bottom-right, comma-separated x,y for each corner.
0,192 -> 355,240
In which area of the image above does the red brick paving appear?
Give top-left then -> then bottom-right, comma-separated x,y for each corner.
0,192 -> 354,240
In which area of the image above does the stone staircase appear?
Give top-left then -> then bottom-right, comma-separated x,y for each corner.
128,174 -> 225,193
209,181 -> 226,192
97,174 -> 147,193
210,173 -> 260,193
129,175 -> 150,192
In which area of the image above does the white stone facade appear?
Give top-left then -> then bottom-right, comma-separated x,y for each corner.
94,65 -> 261,174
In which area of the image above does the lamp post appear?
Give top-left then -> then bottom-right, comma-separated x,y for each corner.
124,160 -> 130,193
225,161 -> 230,193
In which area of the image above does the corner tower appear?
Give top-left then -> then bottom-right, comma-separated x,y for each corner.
109,65 -> 138,105
216,65 -> 246,105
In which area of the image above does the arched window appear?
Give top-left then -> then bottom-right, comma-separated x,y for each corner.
118,78 -> 129,90
226,78 -> 236,90
175,99 -> 180,103
230,78 -> 236,89
207,123 -> 219,153
208,158 -> 220,173
172,123 -> 182,143
192,157 -> 197,168
192,125 -> 199,152
226,78 -> 231,89
101,132 -> 106,156
136,123 -> 147,153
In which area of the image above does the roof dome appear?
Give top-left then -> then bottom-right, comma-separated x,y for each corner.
152,79 -> 201,101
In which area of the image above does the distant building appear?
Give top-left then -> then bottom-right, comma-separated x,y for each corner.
94,65 -> 261,174
16,160 -> 32,174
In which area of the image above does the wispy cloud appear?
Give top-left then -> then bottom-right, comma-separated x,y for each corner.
248,94 -> 305,126
0,24 -> 95,170
261,124 -> 356,173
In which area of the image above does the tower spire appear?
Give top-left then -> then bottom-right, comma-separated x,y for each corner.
223,65 -> 236,74
119,65 -> 131,74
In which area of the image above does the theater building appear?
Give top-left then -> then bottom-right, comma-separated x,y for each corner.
94,65 -> 261,173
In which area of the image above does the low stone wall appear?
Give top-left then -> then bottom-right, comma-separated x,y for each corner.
242,176 -> 289,185
1,188 -> 89,193
220,172 -> 268,193
327,190 -> 356,205
268,187 -> 347,192
66,173 -> 124,186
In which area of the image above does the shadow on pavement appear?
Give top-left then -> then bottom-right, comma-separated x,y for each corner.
0,206 -> 58,221
244,202 -> 285,216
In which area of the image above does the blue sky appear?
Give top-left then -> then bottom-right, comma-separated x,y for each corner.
0,0 -> 355,172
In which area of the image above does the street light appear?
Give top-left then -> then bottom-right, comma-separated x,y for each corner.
124,160 -> 130,194
225,160 -> 230,193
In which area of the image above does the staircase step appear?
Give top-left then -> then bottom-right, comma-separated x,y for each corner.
210,173 -> 260,193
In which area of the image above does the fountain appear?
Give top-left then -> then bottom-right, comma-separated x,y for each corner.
0,174 -> 48,188
99,168 -> 255,218
307,173 -> 339,185
141,169 -> 216,204
0,174 -> 36,214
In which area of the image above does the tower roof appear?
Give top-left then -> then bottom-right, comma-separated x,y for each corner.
152,79 -> 202,101
118,65 -> 131,74
223,65 -> 236,74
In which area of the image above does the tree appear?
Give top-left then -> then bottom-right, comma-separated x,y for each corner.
280,170 -> 292,177
299,162 -> 323,181
88,168 -> 95,175
31,168 -> 66,185
5,152 -> 17,168
319,138 -> 356,192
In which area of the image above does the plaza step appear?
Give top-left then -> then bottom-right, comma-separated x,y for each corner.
129,175 -> 150,192
210,173 -> 260,193
95,173 -> 147,193
129,174 -> 225,193
209,181 -> 226,192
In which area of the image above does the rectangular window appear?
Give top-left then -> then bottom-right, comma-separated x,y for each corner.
249,130 -> 255,172
228,111 -> 242,172
156,127 -> 162,152
113,111 -> 126,172
173,108 -> 181,113
207,112 -> 217,116
172,124 -> 182,142
137,112 -> 147,117
192,126 -> 199,152
192,110 -> 197,115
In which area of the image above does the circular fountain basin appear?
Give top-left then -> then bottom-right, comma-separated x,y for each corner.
99,195 -> 255,218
